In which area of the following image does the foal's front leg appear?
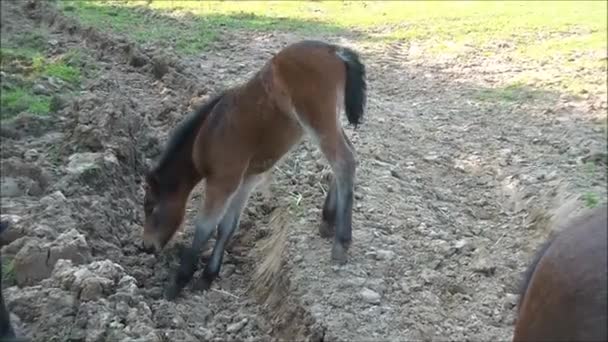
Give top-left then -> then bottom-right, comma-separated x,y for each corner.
194,173 -> 264,291
164,178 -> 240,300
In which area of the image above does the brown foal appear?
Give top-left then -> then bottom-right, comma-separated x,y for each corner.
141,40 -> 367,300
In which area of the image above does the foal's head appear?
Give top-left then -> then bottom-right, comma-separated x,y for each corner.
141,171 -> 189,253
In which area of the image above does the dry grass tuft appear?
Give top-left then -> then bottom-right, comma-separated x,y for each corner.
249,205 -> 290,305
525,185 -> 592,239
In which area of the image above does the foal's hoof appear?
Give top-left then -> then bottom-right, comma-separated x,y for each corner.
331,243 -> 348,265
193,276 -> 213,292
318,221 -> 335,239
163,282 -> 182,301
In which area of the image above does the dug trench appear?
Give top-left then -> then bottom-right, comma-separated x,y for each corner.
2,0 -> 607,341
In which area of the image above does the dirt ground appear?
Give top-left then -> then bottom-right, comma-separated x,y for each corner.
1,1 -> 606,341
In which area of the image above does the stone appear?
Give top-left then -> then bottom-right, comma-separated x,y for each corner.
32,83 -> 50,95
226,318 -> 248,334
504,293 -> 519,309
12,238 -> 54,286
80,276 -> 112,301
1,178 -> 22,197
472,256 -> 496,276
48,229 -> 93,267
360,288 -> 381,304
23,149 -> 39,162
40,190 -> 67,207
376,249 -> 395,261
66,152 -> 104,174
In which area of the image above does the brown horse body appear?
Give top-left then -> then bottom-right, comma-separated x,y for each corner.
513,205 -> 608,341
142,40 -> 367,299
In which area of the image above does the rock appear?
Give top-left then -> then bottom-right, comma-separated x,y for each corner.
420,268 -> 441,284
359,288 -> 381,304
13,230 -> 92,286
472,256 -> 496,276
47,229 -> 93,267
453,239 -> 474,254
66,152 -> 105,174
80,276 -> 112,301
504,293 -> 519,309
343,277 -> 366,288
32,83 -> 50,95
40,190 -> 67,207
226,318 -> 248,334
0,177 -> 22,197
376,249 -> 395,261
390,169 -> 403,180
423,154 -> 439,162
23,148 -> 39,162
12,238 -> 54,286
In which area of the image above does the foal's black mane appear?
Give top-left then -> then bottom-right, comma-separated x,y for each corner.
149,92 -> 225,178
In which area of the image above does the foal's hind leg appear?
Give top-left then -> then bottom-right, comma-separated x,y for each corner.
302,114 -> 356,263
194,173 -> 264,291
164,175 -> 242,300
319,128 -> 355,239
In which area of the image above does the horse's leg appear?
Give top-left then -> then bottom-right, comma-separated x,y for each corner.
194,173 -> 264,290
319,177 -> 337,238
301,105 -> 356,264
319,128 -> 354,239
0,251 -> 16,340
164,175 -> 242,300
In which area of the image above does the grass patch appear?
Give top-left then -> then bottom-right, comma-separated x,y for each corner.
1,28 -> 82,119
43,60 -> 81,84
474,83 -> 552,103
1,257 -> 16,287
58,1 -> 606,55
56,0 -> 606,98
58,0 -> 349,55
1,88 -> 51,119
583,191 -> 600,208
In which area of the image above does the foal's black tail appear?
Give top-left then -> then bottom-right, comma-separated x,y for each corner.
336,46 -> 367,128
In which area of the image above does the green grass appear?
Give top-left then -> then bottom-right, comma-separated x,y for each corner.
1,30 -> 82,119
1,257 -> 16,287
0,47 -> 79,119
583,191 -> 600,208
58,1 -> 606,54
56,0 -> 606,98
0,88 -> 51,119
474,82 -> 553,103
43,60 -> 81,84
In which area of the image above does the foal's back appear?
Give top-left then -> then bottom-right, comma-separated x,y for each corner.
193,40 -> 349,177
513,205 -> 608,342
